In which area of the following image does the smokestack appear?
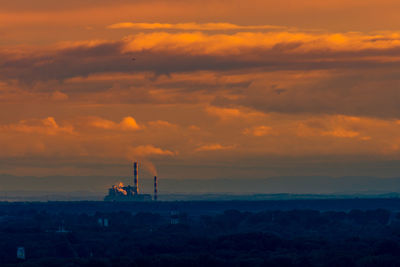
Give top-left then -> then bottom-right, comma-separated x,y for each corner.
154,176 -> 158,201
133,162 -> 139,194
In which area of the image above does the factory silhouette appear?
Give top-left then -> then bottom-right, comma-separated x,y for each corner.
104,162 -> 157,201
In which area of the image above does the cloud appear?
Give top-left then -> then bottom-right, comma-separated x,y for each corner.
120,117 -> 141,130
188,125 -> 201,131
2,111 -> 400,177
195,143 -> 235,152
148,120 -> 177,128
3,29 -> 400,120
89,116 -> 141,131
122,31 -> 400,56
51,91 -> 68,101
206,106 -> 242,118
1,117 -> 75,135
206,106 -> 265,120
321,128 -> 360,138
4,30 -> 400,84
243,125 -> 273,137
127,145 -> 176,157
107,22 -> 285,31
212,69 -> 400,118
88,117 -> 117,130
295,115 -> 373,141
6,1 -> 400,179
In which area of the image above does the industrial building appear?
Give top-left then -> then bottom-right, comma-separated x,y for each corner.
104,162 -> 157,201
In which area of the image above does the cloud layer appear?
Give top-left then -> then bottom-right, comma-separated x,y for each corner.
2,1 -> 400,179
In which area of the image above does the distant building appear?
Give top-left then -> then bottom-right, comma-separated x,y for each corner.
104,183 -> 152,201
104,162 -> 153,202
170,210 -> 180,225
98,218 -> 109,227
56,221 -> 70,233
17,247 -> 25,260
170,209 -> 188,225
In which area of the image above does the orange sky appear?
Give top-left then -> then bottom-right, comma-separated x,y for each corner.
2,0 -> 400,180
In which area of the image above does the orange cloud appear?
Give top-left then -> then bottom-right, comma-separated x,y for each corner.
195,143 -> 235,152
243,125 -> 273,137
295,115 -> 376,141
1,117 -> 75,135
5,1 -> 400,178
51,91 -> 68,101
89,117 -> 116,129
108,22 -> 285,31
206,106 -> 265,120
189,125 -> 201,131
127,145 -> 176,157
123,31 -> 400,55
89,116 -> 141,131
148,120 -> 177,128
322,128 -> 360,138
120,117 -> 141,130
206,106 -> 241,118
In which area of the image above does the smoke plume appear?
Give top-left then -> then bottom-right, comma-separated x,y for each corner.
142,160 -> 158,176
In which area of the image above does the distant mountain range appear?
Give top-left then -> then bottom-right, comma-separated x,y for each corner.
1,174 -> 400,201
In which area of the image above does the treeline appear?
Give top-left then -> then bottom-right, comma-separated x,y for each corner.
1,207 -> 400,266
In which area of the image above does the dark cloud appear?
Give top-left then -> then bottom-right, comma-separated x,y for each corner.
211,70 -> 400,118
3,35 -> 400,117
0,0 -> 144,11
3,38 -> 400,84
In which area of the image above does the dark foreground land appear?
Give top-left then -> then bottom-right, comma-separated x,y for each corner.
2,199 -> 400,266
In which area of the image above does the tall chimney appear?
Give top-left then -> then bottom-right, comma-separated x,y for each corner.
133,162 -> 139,194
154,176 -> 158,201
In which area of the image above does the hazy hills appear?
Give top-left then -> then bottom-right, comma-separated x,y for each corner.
1,174 -> 400,201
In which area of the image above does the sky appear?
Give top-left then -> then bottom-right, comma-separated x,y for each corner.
2,0 -> 400,188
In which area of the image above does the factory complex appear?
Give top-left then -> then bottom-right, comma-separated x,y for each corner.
104,162 -> 157,201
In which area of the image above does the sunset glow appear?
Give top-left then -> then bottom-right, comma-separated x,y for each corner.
2,0 -> 400,179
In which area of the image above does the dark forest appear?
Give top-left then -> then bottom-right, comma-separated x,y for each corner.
1,200 -> 400,266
